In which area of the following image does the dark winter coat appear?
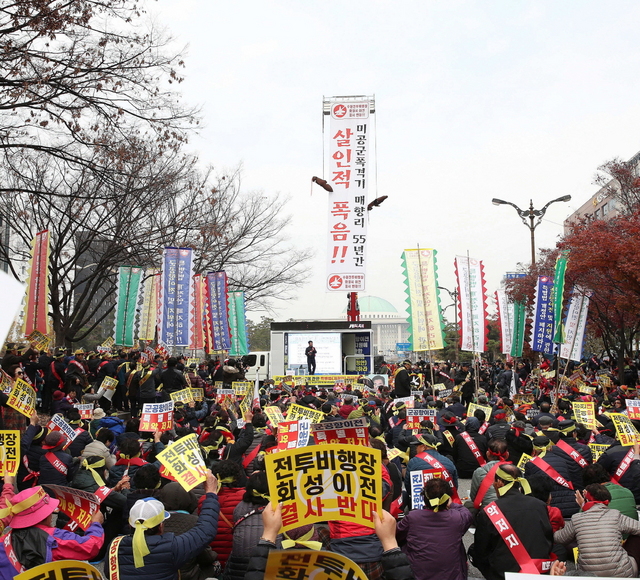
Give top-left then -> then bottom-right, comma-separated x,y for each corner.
486,421 -> 510,440
67,428 -> 93,458
39,448 -> 77,486
598,442 -> 640,503
223,500 -> 277,580
16,424 -> 46,491
163,512 -> 218,580
109,492 -> 220,580
473,489 -> 553,580
453,430 -> 488,478
505,430 -> 533,466
525,440 -> 587,518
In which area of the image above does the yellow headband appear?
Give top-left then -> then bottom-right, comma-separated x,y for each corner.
82,458 -> 106,487
417,435 -> 438,449
133,510 -> 166,568
496,467 -> 531,496
282,528 -> 322,551
2,488 -> 47,519
427,493 -> 450,512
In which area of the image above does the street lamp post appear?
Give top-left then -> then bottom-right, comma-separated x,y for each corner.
491,196 -> 571,266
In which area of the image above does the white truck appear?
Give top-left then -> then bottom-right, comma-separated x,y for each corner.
243,351 -> 270,382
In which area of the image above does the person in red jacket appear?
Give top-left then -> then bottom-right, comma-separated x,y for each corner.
327,443 -> 393,580
338,396 -> 357,419
207,460 -> 246,569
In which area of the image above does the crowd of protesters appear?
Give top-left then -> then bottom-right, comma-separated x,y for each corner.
1,341 -> 640,579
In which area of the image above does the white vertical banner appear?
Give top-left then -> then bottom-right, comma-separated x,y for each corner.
325,98 -> 370,292
455,256 -> 488,353
495,290 -> 513,356
560,288 -> 590,362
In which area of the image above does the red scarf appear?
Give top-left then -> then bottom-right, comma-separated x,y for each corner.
582,500 -> 609,512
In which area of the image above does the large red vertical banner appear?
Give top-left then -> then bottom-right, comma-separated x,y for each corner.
23,230 -> 50,336
190,274 -> 205,350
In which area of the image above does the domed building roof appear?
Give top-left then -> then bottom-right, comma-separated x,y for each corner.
342,295 -> 403,319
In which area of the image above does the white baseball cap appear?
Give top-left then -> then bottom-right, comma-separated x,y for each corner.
128,498 -> 170,528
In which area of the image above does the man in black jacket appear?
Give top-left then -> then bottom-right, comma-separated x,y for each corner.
472,464 -> 553,580
392,360 -> 412,398
160,357 -> 187,401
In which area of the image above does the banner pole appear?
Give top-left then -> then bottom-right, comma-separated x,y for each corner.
416,245 -> 435,387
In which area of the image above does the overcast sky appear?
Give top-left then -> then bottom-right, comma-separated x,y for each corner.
151,1 -> 640,323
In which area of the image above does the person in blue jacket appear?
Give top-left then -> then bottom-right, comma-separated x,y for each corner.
108,470 -> 220,580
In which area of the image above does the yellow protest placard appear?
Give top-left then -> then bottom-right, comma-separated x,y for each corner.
100,376 -> 118,391
512,394 -> 535,405
573,401 -> 596,430
190,388 -> 204,402
15,560 -> 103,580
157,433 -> 207,491
0,430 -> 19,477
286,403 -> 325,424
170,388 -> 194,405
265,550 -> 367,580
0,371 -> 13,394
265,444 -> 382,532
101,337 -> 115,348
589,443 -> 610,462
467,403 -> 492,420
577,383 -> 595,396
264,405 -> 286,426
187,357 -> 200,367
6,378 -> 36,417
26,330 -> 52,351
303,375 -> 355,385
232,381 -> 252,396
610,413 -> 640,446
517,453 -> 533,470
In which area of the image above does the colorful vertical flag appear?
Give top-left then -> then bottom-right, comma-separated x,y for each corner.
190,274 -> 205,350
228,291 -> 249,357
559,288 -> 590,362
531,276 -> 555,355
23,230 -> 50,336
552,251 -> 569,344
510,302 -> 526,358
401,248 -> 446,351
454,255 -> 488,353
495,290 -> 513,355
138,269 -> 160,342
325,98 -> 371,293
204,271 -> 231,352
159,248 -> 194,347
114,266 -> 143,347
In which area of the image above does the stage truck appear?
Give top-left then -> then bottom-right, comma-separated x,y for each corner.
268,320 -> 374,380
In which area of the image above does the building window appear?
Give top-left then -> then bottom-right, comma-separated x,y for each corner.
602,202 -> 609,216
594,208 -> 600,220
